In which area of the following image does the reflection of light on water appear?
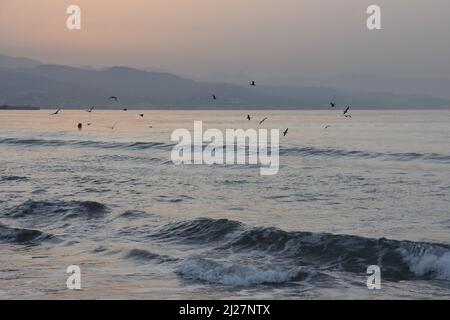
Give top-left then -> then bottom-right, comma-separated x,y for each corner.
1,110 -> 450,299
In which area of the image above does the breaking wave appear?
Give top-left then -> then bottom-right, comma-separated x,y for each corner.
176,258 -> 310,286
154,218 -> 450,282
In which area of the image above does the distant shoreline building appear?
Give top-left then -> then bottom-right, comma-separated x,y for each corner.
0,105 -> 40,110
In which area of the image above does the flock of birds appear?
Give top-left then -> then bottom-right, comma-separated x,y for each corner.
51,95 -> 151,131
50,80 -> 352,135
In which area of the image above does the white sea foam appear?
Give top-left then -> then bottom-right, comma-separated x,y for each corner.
176,258 -> 307,286
401,249 -> 450,281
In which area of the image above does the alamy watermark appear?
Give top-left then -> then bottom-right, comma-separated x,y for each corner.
171,121 -> 279,176
367,5 -> 382,30
66,265 -> 81,290
66,5 -> 81,30
367,265 -> 381,290
64,4 -> 380,31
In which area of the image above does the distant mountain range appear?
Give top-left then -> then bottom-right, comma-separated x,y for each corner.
0,54 -> 449,109
0,54 -> 41,70
262,74 -> 450,101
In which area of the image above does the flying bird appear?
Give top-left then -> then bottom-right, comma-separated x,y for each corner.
50,109 -> 61,115
109,96 -> 118,101
247,115 -> 251,121
87,106 -> 95,113
259,117 -> 268,125
111,122 -> 119,130
330,94 -> 337,108
324,125 -> 331,129
283,128 -> 289,136
343,106 -> 350,115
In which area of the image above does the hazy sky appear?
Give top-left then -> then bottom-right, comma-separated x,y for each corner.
0,0 -> 449,79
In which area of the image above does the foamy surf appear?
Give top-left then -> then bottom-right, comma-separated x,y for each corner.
176,258 -> 310,286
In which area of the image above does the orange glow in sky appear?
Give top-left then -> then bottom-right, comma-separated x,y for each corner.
0,0 -> 449,78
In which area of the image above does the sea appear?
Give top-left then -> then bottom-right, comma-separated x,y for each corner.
0,109 -> 449,299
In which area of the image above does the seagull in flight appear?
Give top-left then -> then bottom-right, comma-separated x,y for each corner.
283,128 -> 289,136
259,117 -> 268,125
109,96 -> 118,101
343,106 -> 350,115
324,124 -> 331,129
50,109 -> 61,115
87,106 -> 95,113
111,122 -> 119,130
330,94 -> 337,108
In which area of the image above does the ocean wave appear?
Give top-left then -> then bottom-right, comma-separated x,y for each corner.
176,258 -> 310,286
153,218 -> 450,281
0,224 -> 55,244
0,175 -> 28,182
4,200 -> 110,222
116,210 -> 148,220
280,146 -> 450,164
3,136 -> 449,165
124,249 -> 177,264
0,137 -> 173,151
150,218 -> 242,243
399,249 -> 450,281
154,195 -> 194,203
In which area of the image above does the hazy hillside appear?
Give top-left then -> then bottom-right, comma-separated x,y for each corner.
263,74 -> 450,101
257,86 -> 450,109
0,54 -> 41,70
0,56 -> 449,109
0,69 -> 110,107
0,65 -> 289,108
